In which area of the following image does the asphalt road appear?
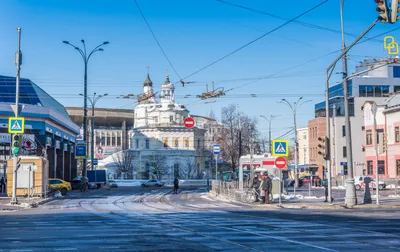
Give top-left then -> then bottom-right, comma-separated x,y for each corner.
1,186 -> 400,252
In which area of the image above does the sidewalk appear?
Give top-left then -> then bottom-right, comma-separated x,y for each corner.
0,193 -> 54,211
209,191 -> 400,210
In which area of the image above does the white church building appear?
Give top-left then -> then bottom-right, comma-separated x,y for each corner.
100,73 -> 207,180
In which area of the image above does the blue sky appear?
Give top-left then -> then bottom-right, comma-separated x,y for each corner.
0,0 -> 398,140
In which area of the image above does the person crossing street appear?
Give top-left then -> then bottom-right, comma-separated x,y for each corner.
262,173 -> 273,204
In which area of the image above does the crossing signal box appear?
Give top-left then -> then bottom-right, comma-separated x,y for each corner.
317,136 -> 328,159
375,0 -> 389,23
12,134 -> 21,156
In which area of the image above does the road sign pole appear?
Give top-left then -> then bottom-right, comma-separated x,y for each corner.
11,28 -> 22,205
28,166 -> 31,201
279,168 -> 282,206
215,155 -> 218,180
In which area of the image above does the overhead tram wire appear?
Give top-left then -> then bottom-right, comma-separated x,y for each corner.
133,0 -> 182,80
216,0 -> 383,44
178,0 -> 329,82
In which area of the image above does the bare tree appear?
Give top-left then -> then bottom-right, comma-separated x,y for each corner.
221,104 -> 260,170
149,154 -> 167,180
112,150 -> 134,178
183,158 -> 195,179
209,110 -> 216,120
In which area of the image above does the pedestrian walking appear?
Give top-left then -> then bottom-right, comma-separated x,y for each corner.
252,175 -> 261,202
263,173 -> 273,204
173,177 -> 179,194
323,178 -> 334,202
0,177 -> 5,194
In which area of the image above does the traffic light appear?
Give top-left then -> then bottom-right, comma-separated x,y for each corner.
12,134 -> 21,155
391,0 -> 400,23
375,0 -> 389,23
317,136 -> 328,159
378,132 -> 388,153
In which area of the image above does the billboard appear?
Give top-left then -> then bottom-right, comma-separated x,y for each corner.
95,146 -> 121,160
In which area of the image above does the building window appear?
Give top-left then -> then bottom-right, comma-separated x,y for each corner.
367,161 -> 373,175
303,133 -> 306,139
145,139 -> 149,149
378,160 -> 385,174
394,86 -> 400,92
170,116 -> 174,123
184,138 -> 189,148
376,129 -> 384,144
154,116 -> 158,123
343,146 -> 347,158
359,85 -> 390,97
342,125 -> 346,137
397,160 -> 400,176
135,139 -> 139,149
393,66 -> 400,78
163,138 -> 169,147
395,126 -> 400,143
174,138 -> 179,147
366,130 -> 372,145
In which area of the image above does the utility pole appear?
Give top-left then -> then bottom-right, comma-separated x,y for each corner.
372,102 -> 380,205
11,28 -> 22,205
63,40 -> 109,177
340,0 -> 357,207
279,98 -> 311,189
81,93 -> 107,171
260,115 -> 278,153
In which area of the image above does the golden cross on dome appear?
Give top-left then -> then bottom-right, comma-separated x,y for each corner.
146,65 -> 150,73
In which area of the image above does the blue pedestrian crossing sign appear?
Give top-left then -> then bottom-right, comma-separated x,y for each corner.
213,144 -> 220,155
272,139 -> 289,157
8,117 -> 25,134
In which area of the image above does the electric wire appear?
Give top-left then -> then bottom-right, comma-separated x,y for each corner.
133,0 -> 182,80
179,0 -> 329,82
216,0 -> 383,44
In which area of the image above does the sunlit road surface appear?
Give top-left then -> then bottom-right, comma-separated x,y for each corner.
1,186 -> 400,251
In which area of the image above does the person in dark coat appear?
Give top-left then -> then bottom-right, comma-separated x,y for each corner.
173,177 -> 179,194
252,175 -> 260,202
0,177 -> 5,193
262,173 -> 273,204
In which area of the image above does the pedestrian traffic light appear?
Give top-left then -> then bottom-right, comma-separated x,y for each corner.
391,0 -> 400,23
375,0 -> 389,23
12,134 -> 21,155
317,136 -> 328,159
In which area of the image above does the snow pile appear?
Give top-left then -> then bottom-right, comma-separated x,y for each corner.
304,196 -> 319,199
386,184 -> 400,189
116,181 -> 144,187
332,186 -> 346,189
54,191 -> 63,198
388,194 -> 400,198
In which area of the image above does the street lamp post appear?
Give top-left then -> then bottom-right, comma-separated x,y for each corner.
80,93 -> 108,171
260,115 -> 279,153
279,98 -> 311,192
63,40 -> 109,176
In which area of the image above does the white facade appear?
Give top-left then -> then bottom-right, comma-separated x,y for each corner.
297,127 -> 309,165
130,74 -> 206,179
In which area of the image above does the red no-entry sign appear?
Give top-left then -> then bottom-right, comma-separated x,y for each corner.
183,117 -> 195,129
275,157 -> 287,169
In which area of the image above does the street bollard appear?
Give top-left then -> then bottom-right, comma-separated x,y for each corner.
363,177 -> 372,204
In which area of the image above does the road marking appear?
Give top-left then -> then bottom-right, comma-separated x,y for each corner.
87,220 -> 103,223
54,248 -> 78,251
10,250 -> 33,252
6,222 -> 20,224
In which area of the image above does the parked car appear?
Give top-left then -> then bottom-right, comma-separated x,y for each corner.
107,180 -> 118,188
48,178 -> 72,195
141,180 -> 164,187
70,176 -> 88,190
354,176 -> 386,190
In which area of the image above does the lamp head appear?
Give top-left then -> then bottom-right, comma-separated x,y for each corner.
81,39 -> 85,43
103,41 -> 110,45
98,48 -> 104,51
62,41 -> 69,44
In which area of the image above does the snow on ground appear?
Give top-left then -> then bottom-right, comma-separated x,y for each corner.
386,184 -> 400,189
388,194 -> 400,198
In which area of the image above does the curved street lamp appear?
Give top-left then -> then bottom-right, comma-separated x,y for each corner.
278,97 -> 312,193
260,115 -> 280,154
80,93 -> 108,171
64,40 -> 109,176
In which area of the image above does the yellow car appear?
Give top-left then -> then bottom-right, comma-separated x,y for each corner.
48,178 -> 72,195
